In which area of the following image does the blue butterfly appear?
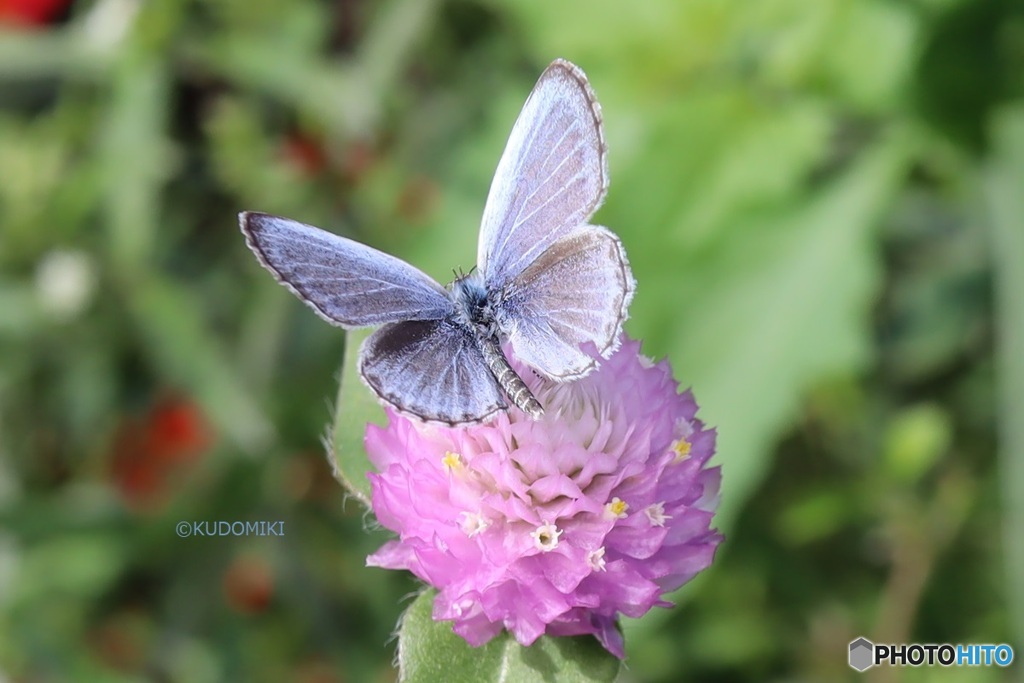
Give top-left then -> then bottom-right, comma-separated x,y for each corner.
240,59 -> 634,425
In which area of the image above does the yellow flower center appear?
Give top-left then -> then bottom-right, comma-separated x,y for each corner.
605,497 -> 629,519
442,451 -> 463,473
671,438 -> 691,462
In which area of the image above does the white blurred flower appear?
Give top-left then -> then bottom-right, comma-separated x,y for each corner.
82,0 -> 141,53
34,250 -> 96,321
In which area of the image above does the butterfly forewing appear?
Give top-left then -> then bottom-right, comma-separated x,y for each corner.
495,226 -> 634,380
240,212 -> 453,328
477,59 -> 608,289
359,319 -> 508,424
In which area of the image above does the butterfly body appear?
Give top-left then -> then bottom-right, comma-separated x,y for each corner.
449,273 -> 544,419
240,59 -> 634,425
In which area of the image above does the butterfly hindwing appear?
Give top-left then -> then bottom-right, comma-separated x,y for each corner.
359,318 -> 508,425
494,226 -> 634,380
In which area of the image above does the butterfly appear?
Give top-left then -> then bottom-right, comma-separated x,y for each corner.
239,59 -> 634,425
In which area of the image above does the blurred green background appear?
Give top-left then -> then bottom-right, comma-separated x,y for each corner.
1,0 -> 1022,681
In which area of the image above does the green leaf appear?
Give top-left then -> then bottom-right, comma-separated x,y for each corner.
640,139 -> 909,532
357,0 -> 442,102
204,96 -> 320,215
189,37 -> 365,136
492,0 -> 734,83
983,104 -> 1024,654
329,327 -> 383,507
606,91 -> 830,253
0,28 -> 108,81
99,56 -> 174,273
624,138 -> 909,641
13,534 -> 127,606
126,275 -> 274,453
398,589 -> 621,683
882,403 -> 952,483
190,0 -> 438,139
811,0 -> 918,112
0,280 -> 39,337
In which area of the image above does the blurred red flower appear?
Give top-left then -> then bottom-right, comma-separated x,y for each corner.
223,554 -> 274,615
110,394 -> 213,510
0,0 -> 71,27
281,131 -> 329,177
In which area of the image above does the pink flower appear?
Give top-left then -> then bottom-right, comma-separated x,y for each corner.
365,336 -> 722,658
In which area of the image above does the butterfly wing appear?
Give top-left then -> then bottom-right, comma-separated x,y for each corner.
494,226 -> 634,380
359,318 -> 508,424
240,212 -> 453,327
477,59 -> 608,289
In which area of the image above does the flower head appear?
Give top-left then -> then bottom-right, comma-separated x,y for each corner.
365,336 -> 722,658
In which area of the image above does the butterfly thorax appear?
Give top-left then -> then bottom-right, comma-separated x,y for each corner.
450,273 -> 543,420
450,273 -> 498,339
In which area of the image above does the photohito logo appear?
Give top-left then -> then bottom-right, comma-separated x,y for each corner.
849,637 -> 1014,671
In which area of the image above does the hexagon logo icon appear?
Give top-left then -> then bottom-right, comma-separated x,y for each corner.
849,637 -> 875,671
